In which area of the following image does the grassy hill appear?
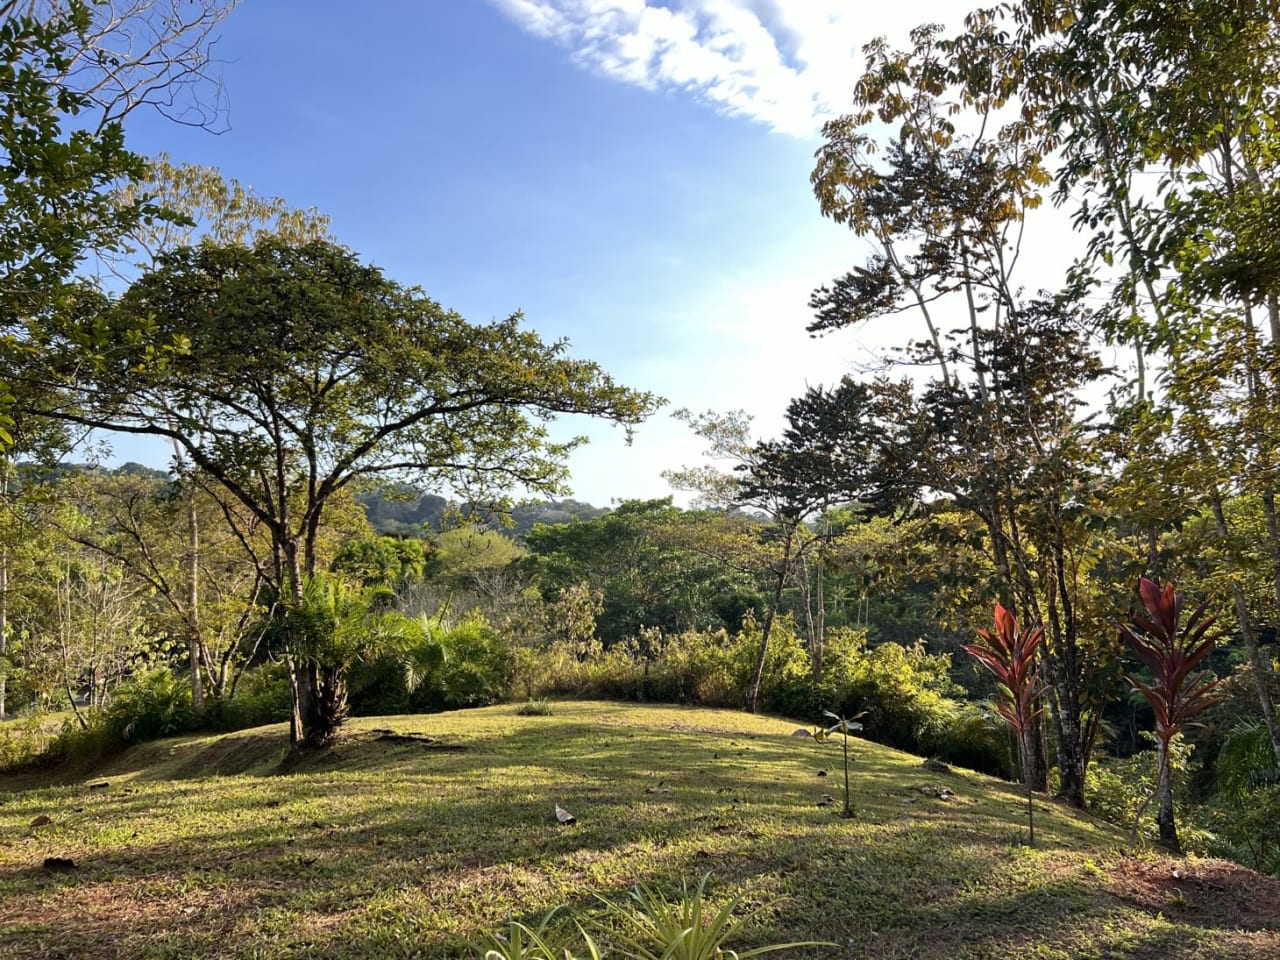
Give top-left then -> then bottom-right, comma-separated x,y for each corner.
2,702 -> 1278,959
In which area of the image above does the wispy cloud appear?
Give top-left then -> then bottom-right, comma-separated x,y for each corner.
487,0 -> 952,137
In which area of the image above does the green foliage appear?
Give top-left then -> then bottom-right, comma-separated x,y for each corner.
515,697 -> 554,717
1205,783 -> 1280,876
286,575 -> 410,672
0,709 -> 60,771
594,874 -> 833,960
0,2 -> 152,317
524,499 -> 754,645
331,535 -> 429,588
58,668 -> 197,761
1216,718 -> 1280,800
350,610 -> 512,716
203,663 -> 292,732
461,907 -> 574,960
1085,734 -> 1199,848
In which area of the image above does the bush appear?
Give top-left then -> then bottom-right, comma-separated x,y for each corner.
204,663 -> 293,731
1204,783 -> 1280,875
59,668 -> 197,761
0,710 -> 62,772
418,612 -> 511,709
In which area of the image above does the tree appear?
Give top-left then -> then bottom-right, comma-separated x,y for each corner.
17,238 -> 660,745
665,406 -> 865,713
1,0 -> 241,709
805,18 -> 1123,806
524,498 -> 755,646
57,466 -> 273,708
0,0 -> 240,431
1014,0 -> 1280,768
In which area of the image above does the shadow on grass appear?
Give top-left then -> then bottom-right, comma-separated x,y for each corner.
2,705 -> 1275,960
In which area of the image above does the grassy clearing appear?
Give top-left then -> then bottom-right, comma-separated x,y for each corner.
1,701 -> 1277,959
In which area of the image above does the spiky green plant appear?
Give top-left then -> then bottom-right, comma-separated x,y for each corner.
596,873 -> 833,960
461,908 -> 568,960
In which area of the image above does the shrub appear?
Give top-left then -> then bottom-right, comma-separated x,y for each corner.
58,668 -> 197,761
0,709 -> 61,772
204,663 -> 293,731
516,697 -> 554,716
409,611 -> 511,711
1205,783 -> 1280,875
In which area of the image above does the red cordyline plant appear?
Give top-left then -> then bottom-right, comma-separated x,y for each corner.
1117,577 -> 1224,852
963,603 -> 1044,845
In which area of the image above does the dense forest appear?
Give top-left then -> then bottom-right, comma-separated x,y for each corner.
3,0 -> 1280,888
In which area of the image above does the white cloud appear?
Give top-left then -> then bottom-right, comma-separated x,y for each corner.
487,0 -> 961,137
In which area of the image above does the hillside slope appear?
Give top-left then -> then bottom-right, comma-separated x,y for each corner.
2,702 -> 1278,959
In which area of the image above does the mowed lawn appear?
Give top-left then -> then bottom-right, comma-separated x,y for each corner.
2,701 -> 1278,959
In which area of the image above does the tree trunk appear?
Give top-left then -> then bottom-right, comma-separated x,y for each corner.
814,513 -> 827,684
185,478 -> 205,716
0,542 -> 8,722
282,536 -> 310,746
1156,737 -> 1179,853
1019,726 -> 1037,846
747,545 -> 791,714
1209,487 -> 1280,766
0,470 -> 9,721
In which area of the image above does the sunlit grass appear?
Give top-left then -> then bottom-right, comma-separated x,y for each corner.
1,701 -> 1276,958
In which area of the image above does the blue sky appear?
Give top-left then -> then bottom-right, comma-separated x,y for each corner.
116,0 -> 968,507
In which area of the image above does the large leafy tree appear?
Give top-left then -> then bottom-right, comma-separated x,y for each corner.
524,498 -> 758,646
804,15 -> 1121,805
16,238 -> 661,744
1015,0 -> 1280,766
2,0 -> 239,712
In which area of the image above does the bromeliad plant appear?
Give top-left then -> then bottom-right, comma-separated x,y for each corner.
1117,577 -> 1224,853
463,875 -> 833,959
962,603 -> 1044,845
596,873 -> 834,959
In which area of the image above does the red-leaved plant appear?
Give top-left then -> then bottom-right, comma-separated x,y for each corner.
1117,577 -> 1224,852
963,603 -> 1044,845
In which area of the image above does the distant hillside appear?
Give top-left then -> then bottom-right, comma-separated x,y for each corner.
356,484 -> 607,537
356,484 -> 451,536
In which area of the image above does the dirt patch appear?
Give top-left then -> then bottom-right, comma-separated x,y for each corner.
1107,856 -> 1280,932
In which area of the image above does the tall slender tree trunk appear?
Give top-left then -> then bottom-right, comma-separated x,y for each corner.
814,534 -> 826,685
1208,486 -> 1280,766
0,541 -> 8,722
0,470 -> 9,721
282,535 -> 308,746
185,476 -> 205,716
1156,738 -> 1179,852
747,532 -> 793,714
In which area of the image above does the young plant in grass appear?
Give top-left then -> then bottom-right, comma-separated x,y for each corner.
596,873 -> 834,959
461,907 -> 575,960
962,604 -> 1044,846
1116,577 -> 1224,853
816,709 -> 865,818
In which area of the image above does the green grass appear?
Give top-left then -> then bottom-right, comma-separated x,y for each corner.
1,702 -> 1277,959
